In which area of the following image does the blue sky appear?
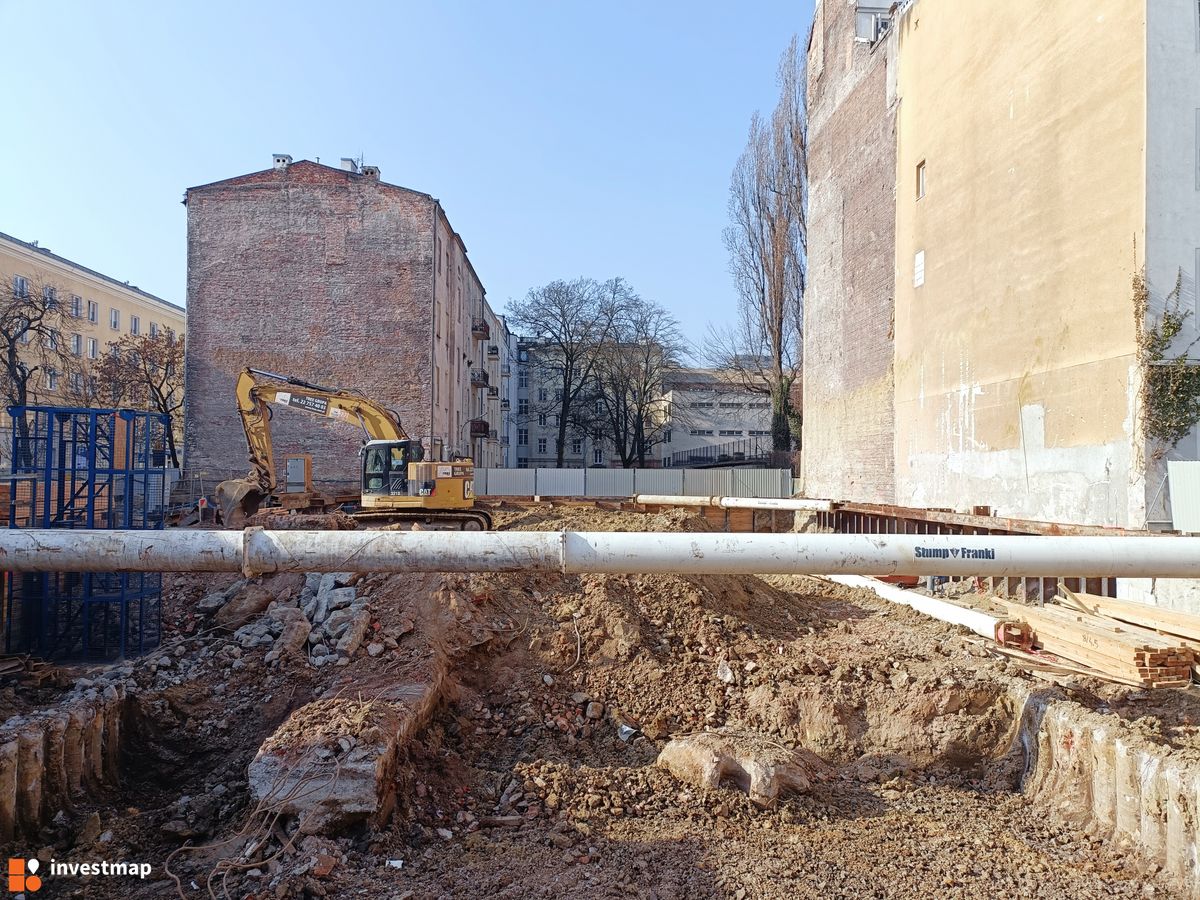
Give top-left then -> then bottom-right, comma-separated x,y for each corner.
0,1 -> 812,354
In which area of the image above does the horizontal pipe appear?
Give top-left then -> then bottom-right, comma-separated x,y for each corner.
0,529 -> 243,573
634,494 -> 832,512
0,530 -> 1198,579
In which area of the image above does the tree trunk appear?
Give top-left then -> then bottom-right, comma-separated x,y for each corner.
165,423 -> 180,469
770,379 -> 792,454
556,397 -> 570,468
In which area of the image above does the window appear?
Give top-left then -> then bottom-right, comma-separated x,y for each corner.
689,429 -> 714,436
43,286 -> 57,308
594,398 -> 603,414
71,333 -> 82,356
130,315 -> 140,335
149,321 -> 159,337
517,458 -> 528,469
916,160 -> 926,200
18,322 -> 29,344
517,428 -> 529,446
749,430 -> 772,437
593,448 -> 603,465
165,328 -> 174,340
571,438 -> 583,454
69,372 -> 82,393
854,4 -> 891,43
748,402 -> 770,409
537,387 -> 547,402
537,413 -> 547,426
664,429 -> 672,444
690,402 -> 714,409
44,330 -> 58,351
914,250 -> 926,288
537,438 -> 547,454
109,308 -> 119,329
518,398 -> 529,415
518,369 -> 528,388
45,368 -> 58,391
87,338 -> 98,359
70,295 -> 82,317
12,275 -> 28,298
718,402 -> 742,409
719,429 -> 744,437
87,300 -> 97,323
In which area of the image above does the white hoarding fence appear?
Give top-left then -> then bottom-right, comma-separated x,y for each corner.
477,467 -> 792,499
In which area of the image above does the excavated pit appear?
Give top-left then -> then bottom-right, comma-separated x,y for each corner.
3,506 -> 1200,898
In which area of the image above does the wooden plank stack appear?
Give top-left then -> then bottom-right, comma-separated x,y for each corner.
995,593 -> 1197,688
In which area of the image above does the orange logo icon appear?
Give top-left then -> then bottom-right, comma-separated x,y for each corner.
7,858 -> 42,892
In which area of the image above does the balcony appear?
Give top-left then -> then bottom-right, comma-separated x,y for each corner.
470,369 -> 489,389
471,318 -> 490,341
488,429 -> 498,441
500,364 -> 511,377
487,344 -> 500,358
469,419 -> 490,438
501,399 -> 510,411
487,385 -> 499,398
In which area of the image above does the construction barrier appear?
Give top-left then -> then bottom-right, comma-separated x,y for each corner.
474,467 -> 793,499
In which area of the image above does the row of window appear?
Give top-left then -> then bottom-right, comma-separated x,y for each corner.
11,276 -> 171,337
516,448 -> 605,468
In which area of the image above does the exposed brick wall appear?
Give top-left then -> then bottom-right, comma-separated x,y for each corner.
802,0 -> 897,503
183,162 -> 436,492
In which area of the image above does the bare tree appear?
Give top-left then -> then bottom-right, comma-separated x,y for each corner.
710,34 -> 807,457
0,277 -> 73,466
507,278 -> 625,467
91,332 -> 185,467
588,296 -> 688,467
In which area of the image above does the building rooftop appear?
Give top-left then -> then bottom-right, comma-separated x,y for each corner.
0,230 -> 184,314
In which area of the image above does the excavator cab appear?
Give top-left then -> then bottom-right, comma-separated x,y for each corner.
361,439 -> 425,498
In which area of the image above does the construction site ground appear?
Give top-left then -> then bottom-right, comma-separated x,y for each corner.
2,504 -> 1193,898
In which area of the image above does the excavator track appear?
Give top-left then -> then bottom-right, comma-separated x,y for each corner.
351,508 -> 494,531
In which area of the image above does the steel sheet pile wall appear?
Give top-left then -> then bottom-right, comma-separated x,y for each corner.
2,407 -> 171,660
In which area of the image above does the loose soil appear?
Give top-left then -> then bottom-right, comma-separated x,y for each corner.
2,506 -> 1188,899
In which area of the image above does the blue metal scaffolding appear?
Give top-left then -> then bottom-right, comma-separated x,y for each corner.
2,406 -> 171,660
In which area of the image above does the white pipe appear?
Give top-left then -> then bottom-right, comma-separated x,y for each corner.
827,574 -> 999,638
1,530 -> 1199,578
0,529 -> 243,573
634,494 -> 832,512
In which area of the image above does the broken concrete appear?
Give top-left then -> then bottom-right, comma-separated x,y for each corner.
657,732 -> 832,807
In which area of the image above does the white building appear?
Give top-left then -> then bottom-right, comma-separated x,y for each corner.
659,369 -> 773,467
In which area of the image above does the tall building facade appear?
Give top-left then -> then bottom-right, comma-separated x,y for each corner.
0,231 -> 185,463
804,0 -> 1200,529
184,155 -> 510,491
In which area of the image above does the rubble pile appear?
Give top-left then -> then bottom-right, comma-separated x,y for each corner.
2,507 -> 1197,898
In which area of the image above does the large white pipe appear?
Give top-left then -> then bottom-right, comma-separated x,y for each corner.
634,494 -> 832,512
827,574 -> 999,638
0,529 -> 243,573
0,530 -> 1199,578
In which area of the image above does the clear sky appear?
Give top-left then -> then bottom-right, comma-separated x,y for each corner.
0,0 -> 812,355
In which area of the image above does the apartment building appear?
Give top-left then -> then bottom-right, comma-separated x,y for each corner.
183,155 -> 511,490
658,369 -> 773,467
0,231 -> 185,457
804,0 -> 1200,529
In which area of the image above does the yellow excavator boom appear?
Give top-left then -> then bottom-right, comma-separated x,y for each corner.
218,367 -> 408,524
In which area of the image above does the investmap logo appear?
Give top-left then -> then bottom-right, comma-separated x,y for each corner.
7,858 -> 42,893
7,856 -> 152,892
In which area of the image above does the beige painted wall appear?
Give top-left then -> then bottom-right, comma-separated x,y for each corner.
0,233 -> 185,403
893,0 -> 1147,526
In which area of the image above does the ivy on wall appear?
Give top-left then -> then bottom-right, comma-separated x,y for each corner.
1135,269 -> 1200,449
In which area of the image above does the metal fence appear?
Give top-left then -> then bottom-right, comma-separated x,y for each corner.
476,467 -> 793,499
3,406 -> 170,660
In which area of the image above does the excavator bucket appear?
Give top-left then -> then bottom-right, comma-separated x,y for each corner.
215,476 -> 267,529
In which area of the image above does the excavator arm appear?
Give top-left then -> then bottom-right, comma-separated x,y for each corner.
217,367 -> 410,525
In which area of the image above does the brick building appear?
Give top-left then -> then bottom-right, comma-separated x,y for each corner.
184,155 -> 510,491
802,0 -> 897,503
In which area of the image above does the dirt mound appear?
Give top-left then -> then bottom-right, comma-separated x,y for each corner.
495,503 -> 713,534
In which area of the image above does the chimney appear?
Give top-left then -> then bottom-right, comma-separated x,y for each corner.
339,157 -> 360,174
361,164 -> 380,180
272,153 -> 292,170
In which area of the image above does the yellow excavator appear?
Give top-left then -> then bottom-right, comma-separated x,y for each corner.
215,367 -> 492,531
